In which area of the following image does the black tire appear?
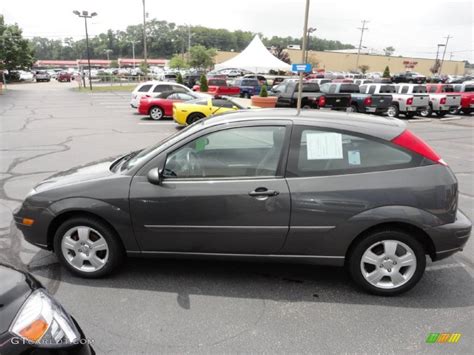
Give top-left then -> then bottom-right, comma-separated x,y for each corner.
149,106 -> 164,120
246,92 -> 252,99
420,104 -> 432,118
53,216 -> 125,278
348,104 -> 359,113
386,104 -> 399,118
461,108 -> 472,115
405,112 -> 416,119
186,112 -> 205,125
347,229 -> 426,296
435,111 -> 447,118
239,93 -> 244,98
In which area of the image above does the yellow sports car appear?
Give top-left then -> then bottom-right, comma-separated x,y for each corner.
173,97 -> 246,126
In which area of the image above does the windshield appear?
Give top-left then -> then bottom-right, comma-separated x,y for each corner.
122,125 -> 196,170
465,85 -> 474,92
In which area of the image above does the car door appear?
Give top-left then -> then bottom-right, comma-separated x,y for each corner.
281,125 -> 424,257
129,121 -> 292,254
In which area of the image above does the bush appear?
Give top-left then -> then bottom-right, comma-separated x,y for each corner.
176,72 -> 184,84
383,66 -> 391,78
199,74 -> 208,92
259,84 -> 268,97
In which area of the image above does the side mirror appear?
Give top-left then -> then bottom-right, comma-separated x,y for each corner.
147,168 -> 162,185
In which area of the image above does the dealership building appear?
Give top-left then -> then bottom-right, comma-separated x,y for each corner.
215,49 -> 466,76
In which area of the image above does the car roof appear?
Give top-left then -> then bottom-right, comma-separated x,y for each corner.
195,109 -> 406,141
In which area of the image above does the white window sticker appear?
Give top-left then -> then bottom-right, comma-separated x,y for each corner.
306,132 -> 343,160
348,150 -> 361,165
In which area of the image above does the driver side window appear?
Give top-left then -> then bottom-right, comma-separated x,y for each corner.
163,126 -> 287,179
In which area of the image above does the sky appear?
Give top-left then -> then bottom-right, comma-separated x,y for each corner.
1,0 -> 473,62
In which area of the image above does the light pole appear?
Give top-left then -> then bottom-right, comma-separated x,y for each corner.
305,27 -> 316,63
296,0 -> 311,116
104,49 -> 113,61
434,43 -> 445,74
130,41 -> 139,68
142,0 -> 148,76
73,10 -> 97,90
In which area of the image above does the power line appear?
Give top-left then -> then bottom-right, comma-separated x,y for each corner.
355,20 -> 368,70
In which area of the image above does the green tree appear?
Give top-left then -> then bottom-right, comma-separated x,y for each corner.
176,72 -> 184,84
358,65 -> 370,74
199,74 -> 208,92
110,59 -> 119,68
259,84 -> 268,97
189,45 -> 216,69
383,46 -> 395,56
169,54 -> 188,69
383,66 -> 391,78
0,15 -> 35,71
139,62 -> 149,75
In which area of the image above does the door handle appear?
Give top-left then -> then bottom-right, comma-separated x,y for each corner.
248,188 -> 279,197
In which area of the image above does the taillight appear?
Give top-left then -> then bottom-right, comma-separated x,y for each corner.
391,130 -> 447,166
406,97 -> 413,105
318,96 -> 326,107
363,96 -> 372,106
440,97 -> 446,105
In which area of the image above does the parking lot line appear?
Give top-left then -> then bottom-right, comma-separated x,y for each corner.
138,122 -> 177,125
440,117 -> 463,122
408,118 -> 432,123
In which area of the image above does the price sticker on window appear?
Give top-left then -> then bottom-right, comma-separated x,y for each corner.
306,132 -> 343,160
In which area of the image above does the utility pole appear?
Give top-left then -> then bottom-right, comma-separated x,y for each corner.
142,0 -> 148,75
73,10 -> 97,91
305,27 -> 316,63
438,35 -> 452,75
296,0 -> 311,116
356,20 -> 369,71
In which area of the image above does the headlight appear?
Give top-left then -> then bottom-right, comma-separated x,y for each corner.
10,289 -> 80,346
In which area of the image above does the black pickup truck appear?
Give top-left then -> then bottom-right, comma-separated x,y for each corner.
319,82 -> 392,114
273,80 -> 351,110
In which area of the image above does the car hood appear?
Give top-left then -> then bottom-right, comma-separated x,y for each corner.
34,156 -> 120,193
0,263 -> 42,334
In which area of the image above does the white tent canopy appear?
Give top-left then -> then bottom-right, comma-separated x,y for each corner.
214,35 -> 291,73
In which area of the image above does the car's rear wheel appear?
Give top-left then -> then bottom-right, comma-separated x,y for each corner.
186,112 -> 205,125
386,104 -> 399,118
149,106 -> 164,120
420,105 -> 432,117
348,104 -> 358,113
436,112 -> 447,118
54,217 -> 124,278
348,230 -> 426,296
405,112 -> 416,119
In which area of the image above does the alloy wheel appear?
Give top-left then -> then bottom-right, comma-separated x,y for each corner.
61,226 -> 109,273
360,240 -> 417,289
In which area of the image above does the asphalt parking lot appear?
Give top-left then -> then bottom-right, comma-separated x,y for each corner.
0,81 -> 473,354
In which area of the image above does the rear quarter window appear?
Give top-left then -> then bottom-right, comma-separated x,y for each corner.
287,127 -> 422,177
137,84 -> 152,92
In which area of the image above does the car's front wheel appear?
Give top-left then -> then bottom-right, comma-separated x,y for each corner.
54,217 -> 124,278
386,104 -> 399,118
348,230 -> 426,296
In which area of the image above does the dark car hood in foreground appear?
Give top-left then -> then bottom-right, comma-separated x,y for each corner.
34,156 -> 121,193
0,264 -> 42,334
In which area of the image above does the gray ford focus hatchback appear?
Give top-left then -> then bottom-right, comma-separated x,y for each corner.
14,109 -> 471,295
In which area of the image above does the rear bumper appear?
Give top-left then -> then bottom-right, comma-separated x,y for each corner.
427,210 -> 472,261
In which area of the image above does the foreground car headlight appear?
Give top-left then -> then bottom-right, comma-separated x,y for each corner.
10,289 -> 80,346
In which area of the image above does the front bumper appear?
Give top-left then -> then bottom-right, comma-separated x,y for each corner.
427,210 -> 472,261
13,204 -> 53,250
